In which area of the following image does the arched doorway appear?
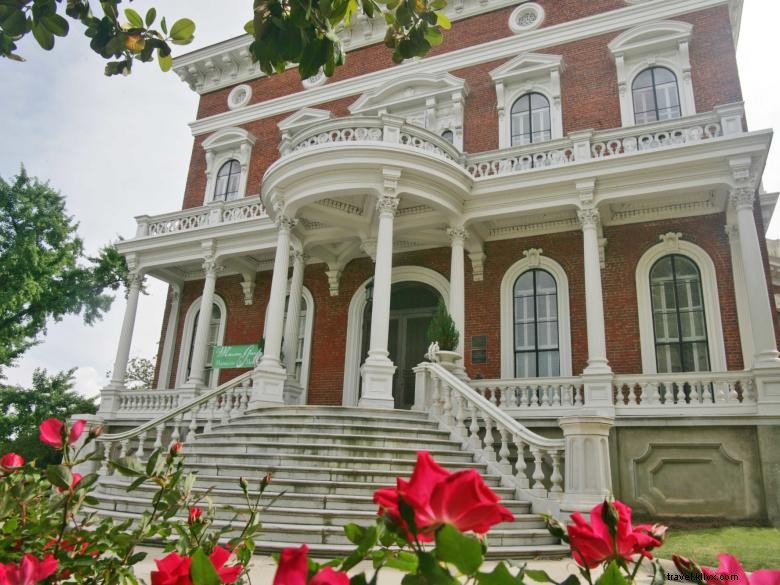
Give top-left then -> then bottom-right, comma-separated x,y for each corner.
360,282 -> 442,409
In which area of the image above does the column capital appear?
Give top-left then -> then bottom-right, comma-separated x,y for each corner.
202,257 -> 224,277
127,271 -> 145,290
725,223 -> 739,241
275,213 -> 299,231
446,226 -> 468,245
729,186 -> 756,212
376,195 -> 399,218
577,206 -> 600,228
291,250 -> 308,264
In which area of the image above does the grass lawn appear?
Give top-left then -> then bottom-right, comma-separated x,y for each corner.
658,527 -> 780,571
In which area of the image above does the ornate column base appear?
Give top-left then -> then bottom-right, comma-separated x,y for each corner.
582,373 -> 615,416
97,387 -> 121,417
753,367 -> 780,416
249,365 -> 287,409
359,356 -> 397,409
558,415 -> 614,514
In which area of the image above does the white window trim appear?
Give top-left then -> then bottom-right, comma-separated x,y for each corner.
608,20 -> 696,127
202,127 -> 256,205
500,253 -> 572,378
635,236 -> 727,374
267,285 -> 315,400
342,266 -> 451,407
489,52 -> 564,149
175,294 -> 228,388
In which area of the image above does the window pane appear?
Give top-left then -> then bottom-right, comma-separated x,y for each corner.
513,269 -> 559,378
632,67 -> 680,124
511,93 -> 550,146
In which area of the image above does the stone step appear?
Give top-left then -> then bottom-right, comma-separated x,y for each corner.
91,492 -> 542,530
184,448 -> 475,469
187,435 -> 474,466
229,412 -> 440,431
213,417 -> 450,441
180,461 -> 501,486
201,429 -> 459,447
87,508 -> 559,548
97,477 -> 532,514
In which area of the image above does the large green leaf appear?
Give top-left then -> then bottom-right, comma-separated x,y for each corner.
124,8 -> 143,28
477,562 -> 526,585
191,548 -> 221,585
169,18 -> 195,43
434,524 -> 484,576
595,562 -> 629,585
46,464 -> 72,489
41,13 -> 68,36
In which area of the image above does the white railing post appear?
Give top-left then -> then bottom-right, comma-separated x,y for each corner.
559,415 -> 614,514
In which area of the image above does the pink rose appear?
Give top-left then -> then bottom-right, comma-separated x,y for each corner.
310,567 -> 350,585
0,554 -> 58,585
566,500 -> 663,568
273,545 -> 309,585
0,453 -> 24,473
703,554 -> 780,585
38,418 -> 86,449
188,507 -> 203,525
374,451 -> 513,542
209,546 -> 242,583
151,547 -> 240,585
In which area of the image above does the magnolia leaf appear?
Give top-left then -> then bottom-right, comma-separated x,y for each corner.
436,12 -> 451,29
145,7 -> 157,27
124,8 -> 144,29
31,21 -> 54,50
41,14 -> 68,36
169,18 -> 195,43
435,524 -> 484,576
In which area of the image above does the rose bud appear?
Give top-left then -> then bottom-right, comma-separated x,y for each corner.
541,513 -> 569,543
188,507 -> 203,525
239,477 -> 249,491
600,498 -> 620,538
88,425 -> 104,440
169,442 -> 183,457
673,554 -> 705,583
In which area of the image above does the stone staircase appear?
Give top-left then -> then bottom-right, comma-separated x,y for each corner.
92,406 -> 567,559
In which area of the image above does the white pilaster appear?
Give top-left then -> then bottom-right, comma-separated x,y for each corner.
725,224 -> 755,370
559,415 -> 614,514
360,176 -> 400,409
730,187 -> 780,368
106,270 -> 144,391
251,213 -> 297,407
578,206 -> 611,376
183,258 -> 222,390
447,226 -> 467,356
282,251 -> 306,404
156,283 -> 182,389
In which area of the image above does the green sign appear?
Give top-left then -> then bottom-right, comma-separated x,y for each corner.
211,344 -> 260,369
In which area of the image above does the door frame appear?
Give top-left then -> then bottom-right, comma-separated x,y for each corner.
342,266 -> 450,406
389,305 -> 438,409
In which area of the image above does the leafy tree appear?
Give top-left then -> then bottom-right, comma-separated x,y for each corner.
0,0 -> 449,79
0,168 -> 128,370
427,300 -> 459,351
0,368 -> 97,465
107,356 -> 156,389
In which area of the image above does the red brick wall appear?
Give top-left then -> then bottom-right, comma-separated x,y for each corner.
180,6 -> 740,209
157,213 -> 746,403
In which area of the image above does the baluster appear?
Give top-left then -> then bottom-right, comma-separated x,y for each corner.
153,424 -> 164,450
441,385 -> 454,429
715,379 -> 727,403
134,430 -> 147,458
99,441 -> 112,476
454,395 -> 467,443
553,385 -> 561,406
530,447 -> 546,494
504,386 -> 517,409
480,411 -> 496,463
205,399 -> 216,433
743,379 -> 755,403
497,426 -> 512,475
512,435 -> 529,488
185,411 -> 198,442
489,388 -> 499,407
222,389 -> 234,423
548,450 -> 563,495
468,403 -> 481,450
430,375 -> 441,419
168,417 -> 181,450
524,386 -> 533,407
574,385 -> 583,407
728,380 -> 740,403
645,383 -> 660,406
545,386 -> 554,407
119,439 -> 129,459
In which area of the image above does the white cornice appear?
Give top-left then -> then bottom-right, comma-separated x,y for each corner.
188,0 -> 737,137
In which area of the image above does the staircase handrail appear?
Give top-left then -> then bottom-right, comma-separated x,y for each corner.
97,370 -> 254,444
419,361 -> 564,451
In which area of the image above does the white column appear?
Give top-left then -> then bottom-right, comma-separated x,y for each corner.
251,214 -> 297,407
578,207 -> 611,375
725,224 -> 755,370
730,187 -> 780,368
156,283 -> 182,389
360,193 -> 399,409
184,258 -> 221,389
559,415 -> 614,514
447,227 -> 467,355
282,251 -> 306,404
106,271 -> 144,390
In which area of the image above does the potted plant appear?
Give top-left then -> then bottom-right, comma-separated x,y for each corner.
426,301 -> 461,371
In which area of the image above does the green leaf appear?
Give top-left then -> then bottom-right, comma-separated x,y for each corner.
169,18 -> 195,43
46,464 -> 72,489
525,569 -> 555,582
111,456 -> 145,477
145,7 -> 157,27
436,12 -> 451,29
31,21 -> 55,50
124,8 -> 144,28
385,551 -> 419,573
190,548 -> 221,585
424,27 -> 443,46
41,14 -> 68,36
435,524 -> 484,576
344,523 -> 365,544
1,9 -> 28,37
160,16 -> 168,34
477,562 -> 526,585
595,562 -> 629,585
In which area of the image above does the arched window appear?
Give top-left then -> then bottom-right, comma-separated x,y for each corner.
441,129 -> 454,144
513,269 -> 559,377
632,67 -> 682,125
510,92 -> 551,146
650,255 -> 710,373
213,159 -> 241,201
184,303 -> 223,387
282,292 -> 313,387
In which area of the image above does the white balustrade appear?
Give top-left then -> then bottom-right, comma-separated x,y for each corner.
469,378 -> 583,413
591,122 -> 722,159
466,145 -> 575,178
96,371 -> 255,478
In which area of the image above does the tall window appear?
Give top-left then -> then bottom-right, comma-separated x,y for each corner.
513,269 -> 559,377
213,159 -> 241,201
632,67 -> 682,125
650,255 -> 710,373
510,92 -> 551,146
186,303 -> 223,386
283,296 -> 309,383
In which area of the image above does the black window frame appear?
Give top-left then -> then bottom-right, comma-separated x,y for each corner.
510,92 -> 552,147
213,159 -> 242,202
513,268 -> 560,378
631,66 -> 682,125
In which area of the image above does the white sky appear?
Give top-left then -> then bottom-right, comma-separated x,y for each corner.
1,1 -> 779,397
